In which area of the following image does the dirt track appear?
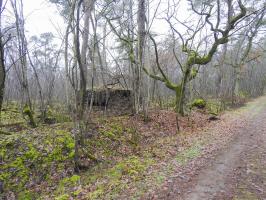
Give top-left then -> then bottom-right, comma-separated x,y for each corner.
150,97 -> 266,200
184,104 -> 266,200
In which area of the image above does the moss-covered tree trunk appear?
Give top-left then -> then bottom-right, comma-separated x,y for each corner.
175,87 -> 181,132
23,105 -> 37,127
178,66 -> 192,115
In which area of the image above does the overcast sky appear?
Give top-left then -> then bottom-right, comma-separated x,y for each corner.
23,0 -> 64,38
21,0 -> 189,38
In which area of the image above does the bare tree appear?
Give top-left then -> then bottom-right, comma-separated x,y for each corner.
11,0 -> 36,127
74,0 -> 96,172
231,11 -> 265,101
144,0 -> 247,116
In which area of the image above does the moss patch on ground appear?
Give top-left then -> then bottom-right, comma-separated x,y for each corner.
176,143 -> 202,165
80,156 -> 154,200
0,110 -> 150,199
0,104 -> 24,125
0,124 -> 75,199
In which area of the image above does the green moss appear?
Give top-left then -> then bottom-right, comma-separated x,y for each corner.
206,99 -> 224,114
103,130 -> 116,139
55,194 -> 70,200
23,105 -> 31,116
72,189 -> 82,197
187,54 -> 197,66
23,105 -> 36,127
165,80 -> 178,90
42,105 -> 71,123
59,175 -> 80,187
190,68 -> 198,79
0,126 -> 75,197
176,144 -> 201,165
109,156 -> 147,179
17,190 -> 35,200
197,55 -> 211,64
84,156 -> 154,199
182,45 -> 188,52
54,113 -> 71,123
69,175 -> 80,183
8,157 -> 29,182
87,185 -> 104,200
95,121 -> 129,157
57,175 -> 80,195
0,106 -> 24,125
24,144 -> 40,161
44,130 -> 74,162
0,147 -> 6,160
156,174 -> 166,185
238,91 -> 250,98
191,98 -> 206,109
100,122 -> 124,139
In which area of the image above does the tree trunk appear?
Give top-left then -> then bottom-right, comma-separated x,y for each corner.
28,51 -> 46,120
0,0 -> 4,118
179,67 -> 191,116
175,87 -> 181,132
74,0 -> 96,172
11,0 -> 35,126
137,0 -> 146,118
232,66 -> 241,104
0,39 -> 4,118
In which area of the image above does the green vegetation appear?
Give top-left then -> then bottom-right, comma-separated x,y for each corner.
0,122 -> 75,197
23,105 -> 37,127
191,98 -> 206,109
45,105 -> 72,123
55,194 -> 70,200
56,175 -> 80,196
206,99 -> 224,115
17,190 -> 36,200
0,103 -> 24,125
83,156 -> 154,199
1,96 -> 264,199
0,107 -> 155,199
176,144 -> 202,165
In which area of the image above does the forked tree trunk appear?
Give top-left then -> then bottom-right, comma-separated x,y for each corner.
74,0 -> 96,172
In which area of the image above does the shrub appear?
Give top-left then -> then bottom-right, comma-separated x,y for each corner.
191,98 -> 206,109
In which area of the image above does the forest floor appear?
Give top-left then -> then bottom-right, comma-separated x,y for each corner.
0,96 -> 266,199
